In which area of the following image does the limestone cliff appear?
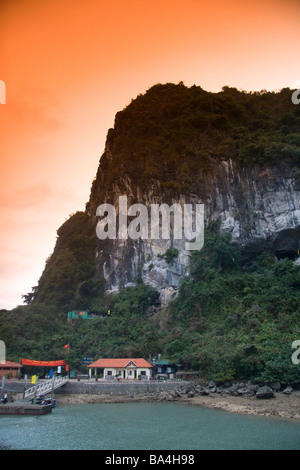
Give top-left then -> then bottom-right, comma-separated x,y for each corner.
87,158 -> 299,305
85,84 -> 300,304
35,83 -> 300,308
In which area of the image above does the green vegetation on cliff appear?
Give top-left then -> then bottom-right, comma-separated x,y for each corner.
1,83 -> 299,383
102,83 -> 300,193
29,211 -> 103,311
161,226 -> 300,383
1,229 -> 299,383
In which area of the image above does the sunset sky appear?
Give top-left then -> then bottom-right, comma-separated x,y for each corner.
1,0 -> 300,310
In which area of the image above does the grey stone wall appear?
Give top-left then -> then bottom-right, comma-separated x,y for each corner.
8,380 -> 190,397
55,380 -> 190,396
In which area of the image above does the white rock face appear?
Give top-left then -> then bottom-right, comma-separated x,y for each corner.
218,173 -> 300,248
95,223 -> 192,305
141,240 -> 191,305
92,161 -> 300,305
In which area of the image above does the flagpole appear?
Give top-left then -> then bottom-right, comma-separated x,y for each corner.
67,343 -> 69,378
65,343 -> 70,377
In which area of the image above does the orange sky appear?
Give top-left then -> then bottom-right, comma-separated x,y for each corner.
0,0 -> 300,309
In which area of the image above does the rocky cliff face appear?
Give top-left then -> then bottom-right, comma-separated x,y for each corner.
87,144 -> 300,306
37,83 -> 300,308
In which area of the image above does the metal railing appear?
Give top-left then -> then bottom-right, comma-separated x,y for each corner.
24,376 -> 68,398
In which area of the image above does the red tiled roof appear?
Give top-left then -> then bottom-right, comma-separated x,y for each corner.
0,361 -> 22,368
87,358 -> 153,368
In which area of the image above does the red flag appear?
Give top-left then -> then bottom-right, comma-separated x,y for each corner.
64,344 -> 69,349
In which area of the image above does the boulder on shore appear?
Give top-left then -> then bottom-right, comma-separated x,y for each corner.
256,386 -> 274,399
283,386 -> 293,395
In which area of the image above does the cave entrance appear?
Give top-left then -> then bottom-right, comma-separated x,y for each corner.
275,249 -> 299,261
272,228 -> 300,262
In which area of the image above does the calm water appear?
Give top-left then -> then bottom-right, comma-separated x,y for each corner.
0,402 -> 299,450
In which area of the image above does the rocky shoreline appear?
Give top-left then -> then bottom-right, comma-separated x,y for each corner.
54,381 -> 300,420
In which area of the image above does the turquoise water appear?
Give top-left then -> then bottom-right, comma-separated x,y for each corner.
0,402 -> 299,450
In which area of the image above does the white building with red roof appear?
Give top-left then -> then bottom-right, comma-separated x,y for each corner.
87,358 -> 153,380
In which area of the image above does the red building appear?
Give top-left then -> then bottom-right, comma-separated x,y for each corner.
0,361 -> 22,378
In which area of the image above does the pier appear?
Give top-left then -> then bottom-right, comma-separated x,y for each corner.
0,375 -> 68,415
0,401 -> 53,415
